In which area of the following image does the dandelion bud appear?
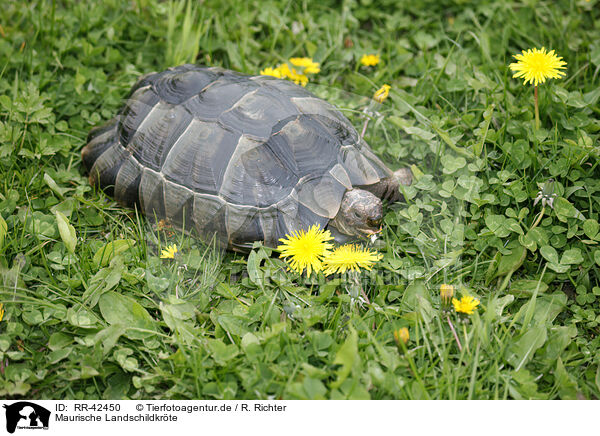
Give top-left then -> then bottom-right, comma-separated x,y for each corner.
440,284 -> 454,310
393,327 -> 409,346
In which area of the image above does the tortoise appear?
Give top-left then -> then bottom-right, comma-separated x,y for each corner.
82,64 -> 412,252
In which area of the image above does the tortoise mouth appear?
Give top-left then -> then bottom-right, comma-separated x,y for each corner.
357,226 -> 383,237
357,226 -> 382,244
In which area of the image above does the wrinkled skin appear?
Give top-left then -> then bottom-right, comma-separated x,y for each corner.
330,189 -> 383,239
329,168 -> 412,242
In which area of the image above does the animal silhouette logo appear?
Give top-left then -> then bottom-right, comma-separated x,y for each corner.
2,402 -> 50,434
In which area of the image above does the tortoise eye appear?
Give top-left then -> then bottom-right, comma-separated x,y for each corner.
367,217 -> 382,227
353,211 -> 361,219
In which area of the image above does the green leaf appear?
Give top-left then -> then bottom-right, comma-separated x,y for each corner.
247,248 -> 268,288
505,326 -> 547,370
48,348 -> 72,364
584,87 -> 600,105
539,245 -> 559,264
94,324 -> 126,356
542,325 -> 577,363
240,332 -> 260,351
505,219 -> 523,235
594,250 -> 600,266
519,227 -> 549,252
561,248 -> 583,265
483,294 -> 514,325
82,261 -> 124,307
508,368 -> 547,399
531,294 -> 567,325
554,197 -> 584,222
473,104 -> 494,156
440,154 -> 467,174
400,280 -> 429,311
114,348 -> 138,372
216,314 -> 250,337
518,232 -> 536,251
331,327 -> 358,389
583,219 -> 599,239
554,358 -> 578,399
509,279 -> 548,297
548,263 -> 570,274
43,173 -> 69,198
55,211 -> 77,254
146,270 -> 170,293
22,309 -> 43,325
93,239 -> 136,268
98,292 -> 158,340
485,214 -> 521,238
48,332 -> 72,351
302,377 -> 327,399
66,307 -> 99,328
494,243 -> 526,279
206,338 -> 239,365
416,295 -> 435,323
403,125 -> 436,141
160,301 -> 199,345
430,123 -> 474,158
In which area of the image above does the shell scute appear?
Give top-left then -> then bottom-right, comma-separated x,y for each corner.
218,135 -> 297,207
153,68 -> 220,105
218,88 -> 300,139
161,119 -> 240,195
119,86 -> 161,146
128,102 -> 194,171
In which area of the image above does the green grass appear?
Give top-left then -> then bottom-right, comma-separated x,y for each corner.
1,0 -> 600,399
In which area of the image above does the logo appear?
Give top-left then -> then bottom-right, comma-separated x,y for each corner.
2,402 -> 50,434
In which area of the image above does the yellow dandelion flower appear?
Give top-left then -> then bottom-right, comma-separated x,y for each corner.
393,327 -> 409,345
260,62 -> 314,86
160,244 -> 178,259
452,295 -> 480,315
360,54 -> 380,67
373,84 -> 391,103
0,303 -> 4,322
303,64 -> 321,74
277,63 -> 291,77
277,225 -> 334,276
440,284 -> 454,306
260,67 -> 283,78
509,47 -> 567,86
289,57 -> 320,74
287,68 -> 309,87
322,244 -> 382,275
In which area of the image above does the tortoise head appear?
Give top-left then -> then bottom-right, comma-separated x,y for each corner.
331,189 -> 383,239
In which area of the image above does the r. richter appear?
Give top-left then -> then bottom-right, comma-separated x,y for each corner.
254,404 -> 287,412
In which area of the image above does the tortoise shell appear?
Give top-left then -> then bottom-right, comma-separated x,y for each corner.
82,65 -> 395,251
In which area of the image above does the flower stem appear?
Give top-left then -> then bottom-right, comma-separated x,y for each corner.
446,314 -> 463,352
462,323 -> 470,353
400,342 -> 431,399
530,206 -> 545,231
534,85 -> 540,130
360,118 -> 369,139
